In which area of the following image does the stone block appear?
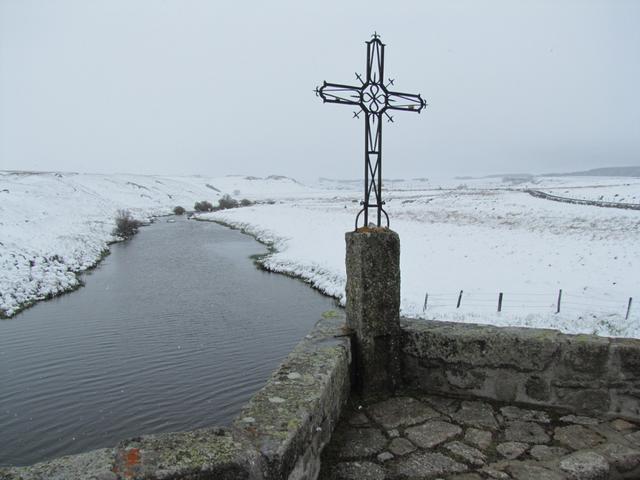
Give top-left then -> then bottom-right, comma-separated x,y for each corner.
560,334 -> 610,375
117,429 -> 258,480
557,388 -> 610,412
233,313 -> 352,480
346,229 -> 401,396
524,375 -> 551,401
401,319 -> 560,372
611,338 -> 640,379
0,448 -> 116,480
445,366 -> 487,390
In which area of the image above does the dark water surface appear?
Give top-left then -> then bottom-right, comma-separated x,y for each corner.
0,218 -> 336,466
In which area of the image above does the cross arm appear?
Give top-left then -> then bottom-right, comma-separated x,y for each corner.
386,90 -> 427,113
317,81 -> 361,106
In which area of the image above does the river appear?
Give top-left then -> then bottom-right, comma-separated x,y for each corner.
0,217 -> 336,466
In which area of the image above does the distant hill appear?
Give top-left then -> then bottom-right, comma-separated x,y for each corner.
543,166 -> 640,178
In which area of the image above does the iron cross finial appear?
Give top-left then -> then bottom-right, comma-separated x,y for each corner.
316,34 -> 428,229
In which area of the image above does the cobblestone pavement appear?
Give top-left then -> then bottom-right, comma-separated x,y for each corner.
319,392 -> 640,480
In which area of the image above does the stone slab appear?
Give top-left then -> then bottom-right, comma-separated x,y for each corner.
529,445 -> 568,461
388,438 -> 416,456
464,428 -> 492,451
501,406 -> 551,424
329,428 -> 387,459
504,421 -> 550,444
367,396 -> 439,429
496,441 -> 528,460
324,461 -> 385,480
559,451 -> 610,480
452,401 -> 498,430
505,462 -> 566,480
405,420 -> 462,449
554,425 -> 605,450
386,451 -> 467,478
444,441 -> 487,466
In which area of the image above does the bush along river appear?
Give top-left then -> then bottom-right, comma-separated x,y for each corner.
0,216 -> 337,466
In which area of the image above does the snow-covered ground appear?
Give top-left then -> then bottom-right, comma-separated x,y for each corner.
203,175 -> 640,338
1,170 -> 639,338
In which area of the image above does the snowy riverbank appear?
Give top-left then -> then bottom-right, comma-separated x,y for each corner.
2,170 -> 638,338
0,171 -> 309,317
202,176 -> 640,338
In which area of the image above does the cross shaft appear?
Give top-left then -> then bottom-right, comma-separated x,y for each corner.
316,34 -> 427,229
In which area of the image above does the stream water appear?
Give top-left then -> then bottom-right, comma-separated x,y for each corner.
0,217 -> 336,466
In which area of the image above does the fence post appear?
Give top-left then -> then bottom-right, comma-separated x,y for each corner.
457,290 -> 463,309
423,292 -> 429,312
498,292 -> 503,312
556,289 -> 562,314
626,297 -> 633,320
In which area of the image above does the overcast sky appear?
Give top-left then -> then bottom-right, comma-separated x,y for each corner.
1,0 -> 638,181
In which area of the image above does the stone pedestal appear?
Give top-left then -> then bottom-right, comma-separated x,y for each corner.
345,228 -> 401,396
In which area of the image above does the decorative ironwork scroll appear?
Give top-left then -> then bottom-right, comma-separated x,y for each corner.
316,33 -> 427,229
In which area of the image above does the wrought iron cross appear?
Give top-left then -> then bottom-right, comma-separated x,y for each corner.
316,33 -> 427,229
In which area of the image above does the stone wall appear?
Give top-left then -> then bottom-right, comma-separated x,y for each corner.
1,312 -> 352,480
401,318 -> 640,421
527,188 -> 640,210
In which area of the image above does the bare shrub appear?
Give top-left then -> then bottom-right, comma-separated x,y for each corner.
173,206 -> 186,215
218,194 -> 239,210
194,200 -> 214,212
113,209 -> 142,239
240,198 -> 253,207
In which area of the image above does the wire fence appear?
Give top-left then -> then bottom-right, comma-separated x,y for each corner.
423,289 -> 634,319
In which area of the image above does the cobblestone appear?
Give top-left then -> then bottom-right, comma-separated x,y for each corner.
405,420 -> 462,449
368,395 -> 439,429
500,406 -> 551,424
319,392 -> 640,480
559,451 -> 610,479
452,401 -> 499,430
388,437 -> 416,456
496,441 -> 528,460
504,420 -> 550,444
529,444 -> 568,461
554,424 -> 605,450
465,428 -> 493,450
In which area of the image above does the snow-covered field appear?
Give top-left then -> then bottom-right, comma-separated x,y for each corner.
1,170 -> 639,338
203,175 -> 640,338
